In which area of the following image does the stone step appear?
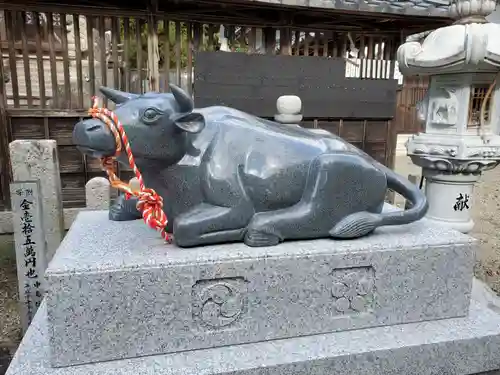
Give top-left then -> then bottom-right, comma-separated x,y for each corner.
6,286 -> 500,375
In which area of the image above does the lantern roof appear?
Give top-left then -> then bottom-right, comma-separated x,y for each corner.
397,0 -> 500,76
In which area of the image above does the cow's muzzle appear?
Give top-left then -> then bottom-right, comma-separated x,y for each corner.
73,118 -> 117,158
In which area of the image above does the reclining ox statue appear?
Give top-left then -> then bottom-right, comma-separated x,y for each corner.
73,84 -> 428,248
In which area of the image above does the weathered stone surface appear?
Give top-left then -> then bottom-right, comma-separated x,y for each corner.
301,0 -> 449,16
45,207 -> 474,366
85,177 -> 110,210
280,0 -> 311,6
6,279 -> 500,375
9,140 -> 64,260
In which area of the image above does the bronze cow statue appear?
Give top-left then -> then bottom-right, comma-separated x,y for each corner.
73,84 -> 428,247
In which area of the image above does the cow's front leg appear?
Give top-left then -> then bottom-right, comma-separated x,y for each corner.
173,203 -> 254,247
109,195 -> 142,221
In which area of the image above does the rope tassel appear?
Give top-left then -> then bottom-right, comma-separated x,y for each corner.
88,96 -> 170,242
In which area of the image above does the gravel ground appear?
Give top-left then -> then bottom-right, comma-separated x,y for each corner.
0,235 -> 21,375
470,166 -> 500,294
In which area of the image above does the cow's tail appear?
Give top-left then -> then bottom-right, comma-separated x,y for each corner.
329,164 -> 428,238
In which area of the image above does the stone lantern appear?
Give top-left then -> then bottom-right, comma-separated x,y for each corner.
397,0 -> 500,233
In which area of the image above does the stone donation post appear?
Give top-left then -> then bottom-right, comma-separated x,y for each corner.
9,140 -> 64,258
10,181 -> 47,332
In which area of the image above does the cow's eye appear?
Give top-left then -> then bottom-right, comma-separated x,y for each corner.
142,108 -> 161,123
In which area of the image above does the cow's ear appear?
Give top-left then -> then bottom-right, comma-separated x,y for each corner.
171,112 -> 205,134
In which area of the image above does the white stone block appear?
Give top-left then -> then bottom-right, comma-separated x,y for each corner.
129,177 -> 140,193
276,95 -> 302,115
85,177 -> 111,210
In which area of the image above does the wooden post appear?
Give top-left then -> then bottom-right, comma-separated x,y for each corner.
264,27 -> 276,54
0,44 -> 11,209
280,28 -> 291,56
147,15 -> 160,92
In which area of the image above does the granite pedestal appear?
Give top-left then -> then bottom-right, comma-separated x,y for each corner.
6,279 -> 500,375
8,206 -> 500,375
45,210 -> 474,367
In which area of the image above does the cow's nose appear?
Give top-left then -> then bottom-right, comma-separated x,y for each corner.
73,118 -> 116,157
84,118 -> 106,132
87,123 -> 102,132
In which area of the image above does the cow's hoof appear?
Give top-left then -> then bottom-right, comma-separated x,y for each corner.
109,196 -> 142,221
244,230 -> 281,247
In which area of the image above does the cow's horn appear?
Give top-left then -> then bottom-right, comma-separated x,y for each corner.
99,87 -> 138,104
169,84 -> 194,113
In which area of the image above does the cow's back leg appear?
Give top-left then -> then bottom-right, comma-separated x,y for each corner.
244,153 -> 386,247
173,147 -> 257,247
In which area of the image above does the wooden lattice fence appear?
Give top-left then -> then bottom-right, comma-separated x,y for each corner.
0,8 -> 402,209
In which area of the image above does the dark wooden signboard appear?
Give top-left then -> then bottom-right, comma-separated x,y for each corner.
194,52 -> 398,119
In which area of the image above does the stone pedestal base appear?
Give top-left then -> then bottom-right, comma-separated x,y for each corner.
6,279 -> 500,375
44,209 -> 474,367
423,170 -> 480,233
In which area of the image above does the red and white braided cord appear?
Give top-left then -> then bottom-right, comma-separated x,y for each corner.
88,96 -> 170,241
